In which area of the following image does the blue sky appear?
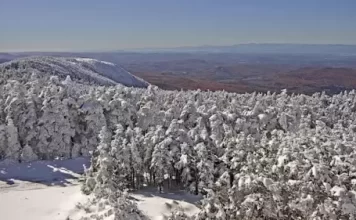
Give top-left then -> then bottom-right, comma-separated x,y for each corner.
1,0 -> 356,51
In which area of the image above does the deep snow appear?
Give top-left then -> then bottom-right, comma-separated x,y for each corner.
0,158 -> 200,220
0,184 -> 84,220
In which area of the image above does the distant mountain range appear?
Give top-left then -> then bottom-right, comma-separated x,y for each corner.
122,43 -> 356,55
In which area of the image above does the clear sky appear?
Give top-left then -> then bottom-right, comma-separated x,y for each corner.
1,0 -> 356,52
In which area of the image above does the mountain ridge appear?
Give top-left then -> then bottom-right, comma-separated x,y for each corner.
0,56 -> 149,87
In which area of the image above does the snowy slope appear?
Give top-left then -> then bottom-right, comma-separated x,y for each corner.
0,185 -> 84,220
0,184 -> 200,220
0,158 -> 200,220
0,56 -> 149,87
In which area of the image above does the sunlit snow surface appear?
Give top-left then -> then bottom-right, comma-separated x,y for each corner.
0,158 -> 200,220
75,58 -> 115,66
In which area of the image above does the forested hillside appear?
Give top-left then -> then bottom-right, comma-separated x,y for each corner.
1,71 -> 356,219
1,58 -> 356,219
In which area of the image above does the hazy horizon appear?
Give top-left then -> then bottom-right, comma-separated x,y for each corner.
2,43 -> 356,54
1,0 -> 356,52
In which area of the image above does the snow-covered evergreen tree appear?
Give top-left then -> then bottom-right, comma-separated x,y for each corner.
2,65 -> 356,219
4,117 -> 21,162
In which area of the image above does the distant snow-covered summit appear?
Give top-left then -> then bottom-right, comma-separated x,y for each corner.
0,56 -> 149,87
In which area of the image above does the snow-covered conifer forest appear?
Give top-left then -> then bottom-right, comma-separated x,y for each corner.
1,57 -> 356,219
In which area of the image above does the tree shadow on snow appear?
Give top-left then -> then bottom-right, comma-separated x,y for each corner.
0,157 -> 90,187
132,187 -> 202,205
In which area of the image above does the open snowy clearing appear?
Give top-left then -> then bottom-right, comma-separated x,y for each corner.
0,184 -> 84,220
132,188 -> 201,220
0,158 -> 200,220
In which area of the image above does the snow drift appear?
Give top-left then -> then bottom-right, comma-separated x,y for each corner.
0,56 -> 149,87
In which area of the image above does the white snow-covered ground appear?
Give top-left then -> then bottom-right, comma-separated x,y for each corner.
0,158 -> 89,220
132,188 -> 201,220
0,158 -> 200,220
0,184 -> 84,220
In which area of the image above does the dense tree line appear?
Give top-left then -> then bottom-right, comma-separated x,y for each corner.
1,72 -> 356,219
